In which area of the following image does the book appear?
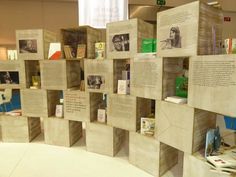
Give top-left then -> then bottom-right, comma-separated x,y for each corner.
48,43 -> 62,60
76,44 -> 86,59
175,76 -> 188,98
95,42 -> 105,59
164,96 -> 187,104
64,45 -> 73,59
206,155 -> 236,174
141,117 -> 155,136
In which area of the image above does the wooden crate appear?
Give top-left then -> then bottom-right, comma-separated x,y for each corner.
40,60 -> 81,90
21,89 -> 60,117
64,91 -> 107,123
183,153 -> 234,177
84,59 -> 113,93
130,57 -> 162,100
86,122 -> 125,157
61,26 -> 104,59
157,1 -> 223,57
0,60 -> 22,89
1,116 -> 41,143
129,132 -> 179,176
16,29 -> 57,60
156,101 -> 216,154
107,94 -> 151,131
188,55 -> 236,117
44,117 -> 82,147
106,18 -> 154,59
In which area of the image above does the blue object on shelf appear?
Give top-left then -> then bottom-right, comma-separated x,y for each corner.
0,90 -> 21,112
224,116 -> 236,130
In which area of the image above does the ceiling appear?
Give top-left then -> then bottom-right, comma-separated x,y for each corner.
129,0 -> 236,12
2,0 -> 236,12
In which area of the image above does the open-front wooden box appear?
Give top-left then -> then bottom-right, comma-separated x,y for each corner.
155,101 -> 216,154
84,59 -> 113,93
107,95 -> 152,132
1,116 -> 41,143
188,55 -> 236,117
64,91 -> 106,123
183,152 -> 234,177
21,89 -> 60,118
16,29 -> 57,60
130,56 -> 162,100
40,60 -> 81,90
106,18 -> 154,59
61,26 -> 104,59
129,132 -> 179,177
157,1 -> 223,57
86,122 -> 125,157
0,60 -> 21,89
44,117 -> 82,147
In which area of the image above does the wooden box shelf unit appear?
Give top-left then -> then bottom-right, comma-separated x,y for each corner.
0,60 -> 21,89
86,122 -> 125,157
16,29 -> 57,60
40,60 -> 81,90
1,116 -> 41,143
107,95 -> 152,132
44,117 -> 82,147
130,56 -> 162,100
157,1 -> 223,57
61,26 -> 104,59
22,60 -> 41,89
188,55 -> 236,117
21,89 -> 61,118
155,101 -> 216,154
161,57 -> 188,100
64,90 -> 105,122
129,132 -> 179,177
106,18 -> 154,59
84,59 -> 113,93
183,153 -> 235,177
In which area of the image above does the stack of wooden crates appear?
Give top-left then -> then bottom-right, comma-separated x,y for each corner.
1,1 -> 236,177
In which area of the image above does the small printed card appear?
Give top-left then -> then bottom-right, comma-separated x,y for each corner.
117,80 -> 130,95
141,117 -> 155,136
55,105 -> 63,118
97,109 -> 106,123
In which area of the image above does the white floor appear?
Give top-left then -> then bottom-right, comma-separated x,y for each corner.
0,133 -> 182,177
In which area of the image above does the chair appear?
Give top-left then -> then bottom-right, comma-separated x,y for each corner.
0,89 -> 13,112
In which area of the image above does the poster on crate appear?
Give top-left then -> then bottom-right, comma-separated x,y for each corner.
109,33 -> 130,52
87,75 -> 105,90
19,39 -> 37,53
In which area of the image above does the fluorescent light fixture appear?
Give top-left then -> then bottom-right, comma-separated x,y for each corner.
207,1 -> 219,5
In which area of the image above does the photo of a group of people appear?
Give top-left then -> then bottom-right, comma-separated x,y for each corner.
110,33 -> 130,52
87,75 -> 105,89
19,39 -> 38,53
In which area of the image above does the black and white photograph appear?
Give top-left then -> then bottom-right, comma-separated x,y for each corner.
87,75 -> 105,89
0,71 -> 19,84
19,39 -> 38,53
110,33 -> 130,52
160,26 -> 182,50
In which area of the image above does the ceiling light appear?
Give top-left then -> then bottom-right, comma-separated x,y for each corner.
207,1 -> 219,5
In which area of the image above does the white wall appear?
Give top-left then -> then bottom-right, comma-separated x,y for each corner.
0,0 -> 78,46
